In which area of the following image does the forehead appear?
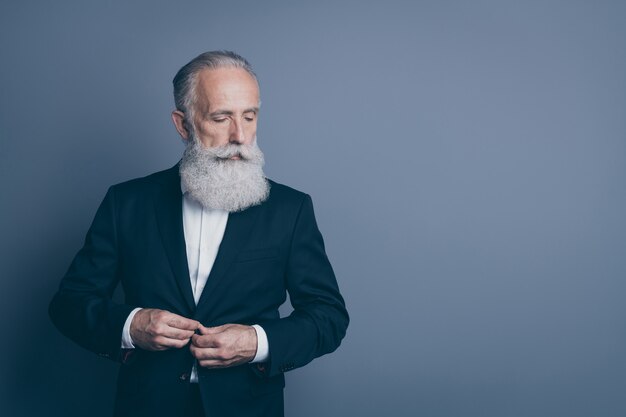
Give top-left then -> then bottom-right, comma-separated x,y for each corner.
194,67 -> 259,111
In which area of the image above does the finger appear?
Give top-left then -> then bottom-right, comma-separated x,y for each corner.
194,324 -> 208,335
191,333 -> 219,348
166,314 -> 200,331
160,326 -> 195,340
198,359 -> 231,369
196,324 -> 222,335
200,324 -> 227,335
190,347 -> 225,361
154,335 -> 192,349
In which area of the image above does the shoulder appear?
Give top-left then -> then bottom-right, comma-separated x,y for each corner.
265,179 -> 312,208
94,165 -> 179,214
267,179 -> 307,200
107,164 -> 179,198
256,179 -> 319,226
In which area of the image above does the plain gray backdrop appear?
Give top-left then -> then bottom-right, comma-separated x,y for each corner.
1,1 -> 625,416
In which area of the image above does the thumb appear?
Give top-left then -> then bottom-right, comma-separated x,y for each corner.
200,324 -> 226,335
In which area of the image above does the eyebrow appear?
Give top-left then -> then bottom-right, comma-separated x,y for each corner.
208,107 -> 259,118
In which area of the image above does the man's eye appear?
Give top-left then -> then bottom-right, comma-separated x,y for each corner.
213,118 -> 227,123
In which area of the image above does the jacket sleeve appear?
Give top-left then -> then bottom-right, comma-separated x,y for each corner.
258,194 -> 349,377
49,186 -> 135,362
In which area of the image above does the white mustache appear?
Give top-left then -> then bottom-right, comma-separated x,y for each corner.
202,143 -> 258,161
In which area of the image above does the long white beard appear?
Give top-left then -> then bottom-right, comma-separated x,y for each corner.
179,137 -> 270,212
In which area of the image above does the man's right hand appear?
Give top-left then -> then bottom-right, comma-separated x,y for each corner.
129,308 -> 200,351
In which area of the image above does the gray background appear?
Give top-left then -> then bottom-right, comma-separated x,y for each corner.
1,1 -> 625,416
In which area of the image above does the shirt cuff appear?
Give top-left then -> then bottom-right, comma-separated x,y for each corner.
121,308 -> 142,349
250,324 -> 269,363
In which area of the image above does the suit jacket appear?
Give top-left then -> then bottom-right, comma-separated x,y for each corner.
49,164 -> 349,417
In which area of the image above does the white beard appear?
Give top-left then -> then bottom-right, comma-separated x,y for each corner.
179,136 -> 270,212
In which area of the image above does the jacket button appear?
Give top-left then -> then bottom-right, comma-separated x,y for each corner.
179,372 -> 190,381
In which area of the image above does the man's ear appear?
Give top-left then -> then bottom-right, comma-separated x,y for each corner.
171,110 -> 190,141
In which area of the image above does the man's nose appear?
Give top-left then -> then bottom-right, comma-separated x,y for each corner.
229,119 -> 246,144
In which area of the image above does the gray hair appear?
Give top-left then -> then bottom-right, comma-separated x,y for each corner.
173,50 -> 258,128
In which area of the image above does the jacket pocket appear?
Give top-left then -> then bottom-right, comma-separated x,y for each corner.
249,371 -> 285,397
236,247 -> 279,263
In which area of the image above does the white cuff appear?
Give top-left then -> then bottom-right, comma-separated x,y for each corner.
121,308 -> 142,349
250,324 -> 269,363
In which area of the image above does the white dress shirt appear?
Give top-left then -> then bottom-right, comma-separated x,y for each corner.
121,192 -> 269,382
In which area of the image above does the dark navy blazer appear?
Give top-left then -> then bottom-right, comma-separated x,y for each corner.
49,164 -> 349,417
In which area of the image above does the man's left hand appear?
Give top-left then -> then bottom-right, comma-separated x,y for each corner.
190,324 -> 258,368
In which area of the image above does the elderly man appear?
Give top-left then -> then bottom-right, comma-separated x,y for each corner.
49,50 -> 349,417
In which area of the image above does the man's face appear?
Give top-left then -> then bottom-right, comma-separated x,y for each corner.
174,67 -> 260,156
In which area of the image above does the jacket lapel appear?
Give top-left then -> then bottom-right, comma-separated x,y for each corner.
195,203 -> 261,317
153,165 -> 196,313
